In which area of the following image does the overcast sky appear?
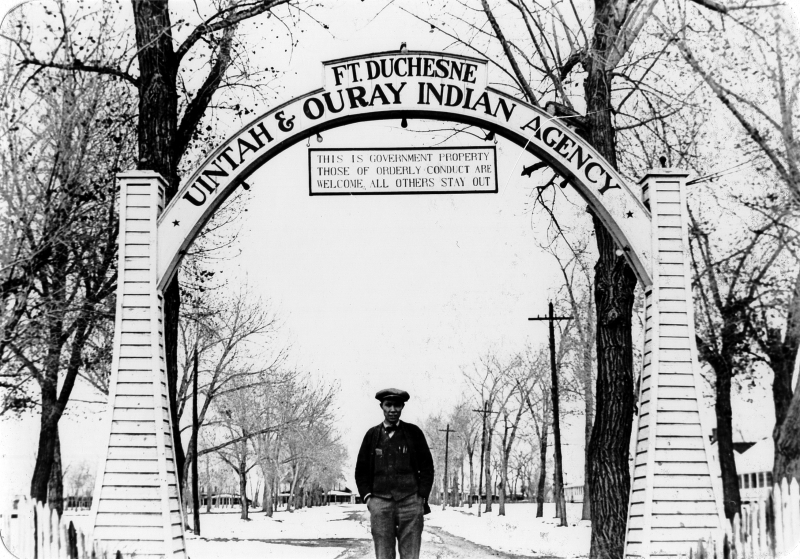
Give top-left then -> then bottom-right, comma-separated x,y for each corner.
0,0 -> 790,503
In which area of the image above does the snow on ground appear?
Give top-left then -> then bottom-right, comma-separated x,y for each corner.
191,505 -> 370,540
65,502 -> 590,558
426,502 -> 590,558
185,505 -> 370,559
186,535 -> 345,559
186,538 -> 343,559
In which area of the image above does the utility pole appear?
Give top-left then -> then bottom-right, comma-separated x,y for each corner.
472,402 -> 499,517
439,424 -> 456,510
529,301 -> 571,527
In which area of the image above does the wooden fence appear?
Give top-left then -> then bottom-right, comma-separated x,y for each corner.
693,478 -> 800,558
1,497 -> 117,559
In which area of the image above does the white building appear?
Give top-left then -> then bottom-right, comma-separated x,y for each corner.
735,437 -> 774,503
564,484 -> 584,504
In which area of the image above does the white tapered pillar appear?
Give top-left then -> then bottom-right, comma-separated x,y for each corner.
89,171 -> 186,559
624,169 -> 725,558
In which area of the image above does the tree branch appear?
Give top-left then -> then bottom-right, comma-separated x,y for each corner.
19,57 -> 138,87
198,420 -> 295,456
174,25 -> 236,164
688,0 -> 782,13
480,0 -> 539,106
674,37 -> 799,200
604,0 -> 661,71
175,0 -> 291,64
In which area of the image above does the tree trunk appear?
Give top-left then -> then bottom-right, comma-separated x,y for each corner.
527,474 -> 533,502
460,462 -> 465,506
46,428 -> 63,516
537,412 -> 549,518
273,475 -> 279,511
192,351 -> 200,534
499,448 -> 507,516
263,476 -> 274,516
697,323 -> 743,521
31,385 -> 60,503
583,7 -> 639,549
131,0 -> 184,495
554,466 -> 562,519
775,389 -> 800,481
288,468 -> 299,512
512,476 -> 517,500
251,481 -> 259,510
468,449 -> 474,508
205,456 -> 212,513
582,312 -> 594,521
771,270 -> 800,481
239,463 -> 249,520
587,215 -> 637,559
715,368 -> 741,519
165,281 -> 185,485
484,430 -> 493,512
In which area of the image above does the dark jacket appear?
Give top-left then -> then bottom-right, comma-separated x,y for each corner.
355,421 -> 434,503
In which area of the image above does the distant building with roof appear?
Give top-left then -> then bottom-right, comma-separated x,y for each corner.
734,437 -> 773,503
708,435 -> 773,504
564,484 -> 584,503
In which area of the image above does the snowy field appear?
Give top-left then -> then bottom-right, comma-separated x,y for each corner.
60,502 -> 590,559
184,505 -> 370,559
426,502 -> 590,558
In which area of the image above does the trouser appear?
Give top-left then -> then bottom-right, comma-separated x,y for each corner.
367,493 -> 424,559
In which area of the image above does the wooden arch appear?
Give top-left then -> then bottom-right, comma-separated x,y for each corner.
155,51 -> 653,289
90,50 -> 724,559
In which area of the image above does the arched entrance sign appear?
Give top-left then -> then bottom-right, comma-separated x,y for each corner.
90,50 -> 724,559
157,50 -> 652,288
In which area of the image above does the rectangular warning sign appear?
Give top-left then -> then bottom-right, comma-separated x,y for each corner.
308,147 -> 497,195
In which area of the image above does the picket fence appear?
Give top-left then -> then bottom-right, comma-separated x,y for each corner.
0,497 -> 118,559
692,478 -> 800,559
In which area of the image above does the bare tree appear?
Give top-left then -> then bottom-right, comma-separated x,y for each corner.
64,460 -> 94,499
176,286 -> 285,500
447,401 -> 475,507
460,410 -> 480,508
0,2 -> 136,507
9,0 -> 325,496
280,380 -> 340,511
413,0 -> 661,551
497,368 -> 536,516
214,381 -> 263,520
419,0 -> 760,552
464,351 -> 521,513
667,5 -> 800,490
520,345 -> 552,518
545,238 -> 596,520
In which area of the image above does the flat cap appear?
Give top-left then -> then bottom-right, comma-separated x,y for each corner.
375,388 -> 410,403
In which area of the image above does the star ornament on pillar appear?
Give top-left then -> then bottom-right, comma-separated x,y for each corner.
173,220 -> 180,226
625,211 -> 634,218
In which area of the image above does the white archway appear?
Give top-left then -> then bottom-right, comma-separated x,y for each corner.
89,50 -> 724,559
156,50 -> 653,288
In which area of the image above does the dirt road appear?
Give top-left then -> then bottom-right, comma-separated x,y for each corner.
183,506 -> 564,559
337,509 -> 558,559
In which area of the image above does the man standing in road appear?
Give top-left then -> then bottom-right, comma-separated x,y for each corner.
355,388 -> 434,559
